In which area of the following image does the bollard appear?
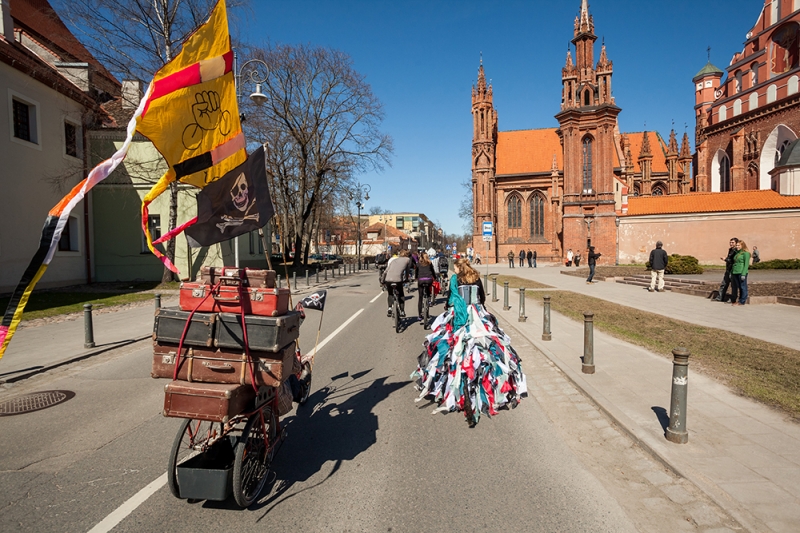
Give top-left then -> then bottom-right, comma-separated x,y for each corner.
154,293 -> 162,310
518,287 -> 527,322
483,274 -> 488,295
332,265 -> 336,278
542,295 -> 552,341
324,268 -> 328,281
83,304 -> 95,349
316,268 -> 320,283
293,271 -> 297,291
306,269 -> 310,287
582,312 -> 595,374
503,281 -> 511,310
277,274 -> 281,288
492,277 -> 498,302
666,347 -> 691,444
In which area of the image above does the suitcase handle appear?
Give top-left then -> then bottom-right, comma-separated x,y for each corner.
204,362 -> 234,372
213,295 -> 241,303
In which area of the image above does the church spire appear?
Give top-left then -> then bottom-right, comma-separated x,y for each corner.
680,132 -> 692,159
667,129 -> 679,155
565,48 -> 574,69
640,130 -> 652,157
575,0 -> 594,37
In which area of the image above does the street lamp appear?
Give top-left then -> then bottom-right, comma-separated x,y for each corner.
350,182 -> 371,270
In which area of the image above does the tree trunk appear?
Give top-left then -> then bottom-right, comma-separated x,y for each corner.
161,181 -> 178,283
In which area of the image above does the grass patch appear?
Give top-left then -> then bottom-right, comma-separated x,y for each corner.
523,290 -> 800,419
0,292 -> 156,321
491,274 -> 552,290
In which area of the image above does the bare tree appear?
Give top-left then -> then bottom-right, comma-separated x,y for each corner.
243,44 -> 393,267
58,0 -> 238,282
458,178 -> 474,234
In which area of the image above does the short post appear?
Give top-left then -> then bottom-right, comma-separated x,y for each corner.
518,287 -> 527,322
332,265 -> 336,278
306,269 -> 310,287
154,293 -> 162,310
316,268 -> 320,283
542,295 -> 552,341
83,304 -> 95,349
293,271 -> 297,291
324,267 -> 328,281
492,277 -> 498,302
666,347 -> 691,444
582,312 -> 595,374
503,281 -> 511,310
483,274 -> 488,294
277,274 -> 281,288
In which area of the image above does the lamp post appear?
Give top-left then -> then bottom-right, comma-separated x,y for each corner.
351,183 -> 371,270
233,54 -> 269,268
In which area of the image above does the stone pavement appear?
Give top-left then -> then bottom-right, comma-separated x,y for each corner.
486,263 -> 800,533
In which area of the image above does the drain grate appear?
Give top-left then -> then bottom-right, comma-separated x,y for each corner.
0,390 -> 75,416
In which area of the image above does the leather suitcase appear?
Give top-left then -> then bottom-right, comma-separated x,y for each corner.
163,381 -> 256,423
200,266 -> 276,288
152,342 -> 296,387
215,311 -> 301,352
153,307 -> 216,347
179,283 -> 290,316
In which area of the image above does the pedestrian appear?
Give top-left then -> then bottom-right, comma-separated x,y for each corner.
526,249 -> 533,267
519,249 -> 525,269
731,240 -> 751,306
752,246 -> 760,264
507,250 -> 515,268
566,248 -> 573,267
475,252 -> 482,264
648,241 -> 668,292
574,250 -> 582,267
715,238 -> 739,302
533,249 -> 537,268
586,247 -> 601,284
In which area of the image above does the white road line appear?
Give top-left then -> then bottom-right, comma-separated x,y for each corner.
87,473 -> 167,533
369,292 -> 383,303
88,306 -> 366,532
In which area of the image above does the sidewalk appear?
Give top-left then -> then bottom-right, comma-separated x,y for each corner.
487,263 -> 800,533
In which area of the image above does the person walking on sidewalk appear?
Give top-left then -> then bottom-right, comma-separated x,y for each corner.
526,249 -> 533,267
566,248 -> 573,267
715,238 -> 739,302
648,241 -> 668,292
586,247 -> 601,284
731,240 -> 751,306
507,250 -> 515,268
519,249 -> 526,269
574,250 -> 582,267
752,246 -> 760,264
533,249 -> 537,268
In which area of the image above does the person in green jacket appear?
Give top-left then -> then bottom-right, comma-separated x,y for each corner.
730,240 -> 751,306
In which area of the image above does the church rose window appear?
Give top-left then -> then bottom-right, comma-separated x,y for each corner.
530,193 -> 545,239
507,195 -> 522,228
582,137 -> 593,193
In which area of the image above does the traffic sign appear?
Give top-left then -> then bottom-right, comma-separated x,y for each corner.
482,221 -> 493,241
446,244 -> 451,250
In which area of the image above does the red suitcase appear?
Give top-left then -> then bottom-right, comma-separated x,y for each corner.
152,341 -> 296,387
163,381 -> 256,423
200,267 -> 276,288
179,282 -> 290,316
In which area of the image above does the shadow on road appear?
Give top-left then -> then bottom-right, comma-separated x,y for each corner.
651,406 -> 669,432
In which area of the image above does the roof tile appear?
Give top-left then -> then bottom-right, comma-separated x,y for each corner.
626,190 -> 800,216
496,128 -> 562,175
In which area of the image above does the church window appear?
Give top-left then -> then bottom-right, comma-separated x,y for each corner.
734,99 -> 742,116
776,138 -> 792,165
772,0 -> 781,24
719,105 -> 727,121
789,74 -> 799,94
720,154 -> 732,192
583,88 -> 591,106
652,185 -> 665,196
530,193 -> 545,239
749,91 -> 759,111
632,185 -> 640,197
770,23 -> 799,75
751,62 -> 759,86
582,137 -> 593,193
735,70 -> 743,93
507,195 -> 522,228
767,84 -> 778,103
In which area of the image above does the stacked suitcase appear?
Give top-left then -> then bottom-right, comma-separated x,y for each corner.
152,268 -> 299,423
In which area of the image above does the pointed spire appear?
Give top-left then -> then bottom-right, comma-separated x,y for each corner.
680,132 -> 692,159
597,42 -> 608,67
565,48 -> 574,69
477,62 -> 486,93
576,0 -> 594,35
639,130 -> 652,158
551,154 -> 559,172
667,129 -> 679,155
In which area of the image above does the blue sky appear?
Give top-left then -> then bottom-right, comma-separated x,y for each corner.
240,1 -> 762,234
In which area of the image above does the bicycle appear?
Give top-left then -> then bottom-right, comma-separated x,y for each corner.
420,283 -> 433,329
387,282 -> 403,333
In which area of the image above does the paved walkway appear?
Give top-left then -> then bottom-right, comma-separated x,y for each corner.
486,263 -> 800,533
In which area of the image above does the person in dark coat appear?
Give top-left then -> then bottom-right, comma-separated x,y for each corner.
526,249 -> 533,267
586,247 -> 601,284
533,250 -> 537,268
519,249 -> 526,268
648,241 -> 669,292
715,238 -> 739,302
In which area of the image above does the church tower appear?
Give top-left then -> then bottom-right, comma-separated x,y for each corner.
472,62 -> 498,261
555,0 -> 620,261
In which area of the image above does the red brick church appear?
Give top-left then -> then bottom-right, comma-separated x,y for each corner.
472,0 -> 800,264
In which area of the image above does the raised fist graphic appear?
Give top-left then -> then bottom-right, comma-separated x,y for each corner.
182,90 -> 233,150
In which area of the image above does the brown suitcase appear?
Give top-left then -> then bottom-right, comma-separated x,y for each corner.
163,381 -> 256,423
200,267 -> 276,288
152,341 -> 296,387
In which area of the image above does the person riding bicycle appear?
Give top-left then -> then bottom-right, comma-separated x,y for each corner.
453,257 -> 486,306
375,250 -> 390,288
416,252 -> 436,319
384,249 -> 413,317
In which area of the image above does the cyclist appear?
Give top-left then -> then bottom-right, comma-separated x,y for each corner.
384,249 -> 413,317
375,250 -> 389,288
453,257 -> 486,306
416,252 -> 436,319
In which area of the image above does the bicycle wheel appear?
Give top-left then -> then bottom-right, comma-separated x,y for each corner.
232,407 -> 277,508
298,362 -> 312,405
423,290 -> 429,329
167,418 -> 220,499
393,296 -> 400,333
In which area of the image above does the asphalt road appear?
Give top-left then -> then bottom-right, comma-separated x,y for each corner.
0,271 -> 636,532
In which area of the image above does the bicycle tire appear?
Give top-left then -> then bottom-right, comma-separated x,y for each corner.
393,297 -> 400,333
167,418 -> 219,499
423,289 -> 429,329
232,408 -> 276,508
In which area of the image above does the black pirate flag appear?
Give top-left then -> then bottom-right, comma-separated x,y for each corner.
186,145 -> 274,248
299,290 -> 327,311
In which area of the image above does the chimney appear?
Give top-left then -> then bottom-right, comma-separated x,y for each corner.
121,80 -> 143,109
1,0 -> 14,42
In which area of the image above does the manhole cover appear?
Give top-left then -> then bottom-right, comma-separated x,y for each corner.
0,390 -> 75,416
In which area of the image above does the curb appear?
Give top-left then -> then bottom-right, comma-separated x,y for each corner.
486,300 -> 763,533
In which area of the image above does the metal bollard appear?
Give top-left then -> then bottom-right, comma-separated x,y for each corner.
316,268 -> 320,283
582,312 -> 595,374
666,347 -> 691,444
324,268 -> 328,281
492,277 -> 498,302
484,274 -> 488,294
542,295 -> 552,341
503,281 -> 511,310
332,265 -> 336,278
277,274 -> 281,288
293,271 -> 297,291
518,287 -> 527,322
84,304 -> 95,349
154,293 -> 162,310
306,269 -> 310,287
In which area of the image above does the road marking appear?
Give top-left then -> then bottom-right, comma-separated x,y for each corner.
369,292 -> 383,303
87,473 -> 167,533
88,306 -> 366,531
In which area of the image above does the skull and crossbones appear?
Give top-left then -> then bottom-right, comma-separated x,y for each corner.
216,172 -> 259,232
